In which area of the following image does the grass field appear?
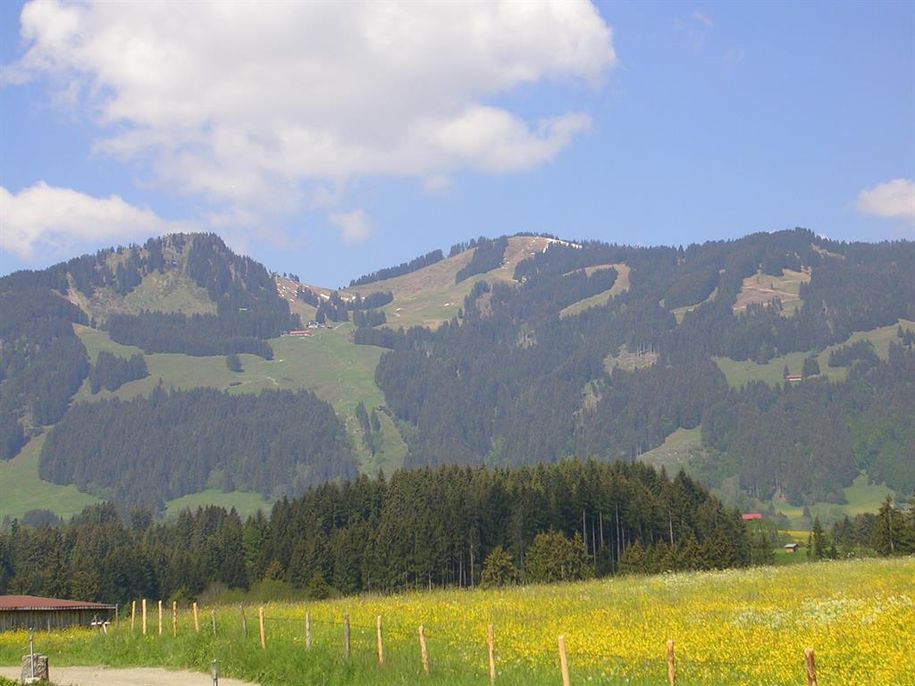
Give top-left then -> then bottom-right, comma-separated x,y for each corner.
559,264 -> 630,319
0,434 -> 99,521
734,268 -> 809,315
713,318 -> 915,389
636,429 -> 893,531
637,427 -> 702,474
0,558 -> 911,685
340,236 -> 553,330
74,324 -> 407,475
69,268 -> 216,325
163,490 -> 270,520
767,474 -> 894,528
0,324 -> 409,521
0,435 -> 267,522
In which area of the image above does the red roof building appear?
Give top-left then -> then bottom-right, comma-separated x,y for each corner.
741,513 -> 764,521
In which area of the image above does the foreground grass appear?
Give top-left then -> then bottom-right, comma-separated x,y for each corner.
1,558 -> 911,685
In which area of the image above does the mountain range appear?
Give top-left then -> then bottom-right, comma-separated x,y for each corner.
1,229 -> 913,523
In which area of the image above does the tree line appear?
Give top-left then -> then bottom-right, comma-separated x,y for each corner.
89,352 -> 149,393
1,462 -> 762,604
349,249 -> 444,287
455,236 -> 508,283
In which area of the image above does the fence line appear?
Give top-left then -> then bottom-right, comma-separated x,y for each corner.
112,598 -> 823,685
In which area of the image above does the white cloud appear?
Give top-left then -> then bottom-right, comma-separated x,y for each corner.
5,0 -> 615,210
0,182 -> 184,260
330,209 -> 371,244
857,179 -> 915,222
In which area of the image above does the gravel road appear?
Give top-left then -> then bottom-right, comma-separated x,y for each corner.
0,665 -> 258,686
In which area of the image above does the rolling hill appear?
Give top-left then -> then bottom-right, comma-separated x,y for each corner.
1,228 -> 914,522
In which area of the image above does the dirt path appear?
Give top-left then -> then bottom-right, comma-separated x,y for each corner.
0,665 -> 258,686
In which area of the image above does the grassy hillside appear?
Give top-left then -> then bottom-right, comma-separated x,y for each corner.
0,558 -> 910,685
734,268 -> 809,314
0,322 -> 409,520
769,474 -> 894,526
341,235 -> 555,329
559,263 -> 630,318
163,490 -> 269,520
637,430 -> 894,530
67,243 -> 216,324
74,324 -> 407,475
0,434 -> 100,521
0,433 -> 271,522
669,287 -> 718,324
714,318 -> 915,388
637,426 -> 702,474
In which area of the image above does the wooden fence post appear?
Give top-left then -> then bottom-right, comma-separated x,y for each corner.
192,602 -> 200,633
418,625 -> 430,674
343,614 -> 351,659
130,601 -> 136,632
158,600 -> 163,636
804,648 -> 817,686
376,615 -> 384,667
172,601 -> 177,637
258,607 -> 266,650
558,635 -> 570,686
487,623 -> 496,685
305,611 -> 311,650
667,639 -> 675,686
240,605 -> 248,639
141,599 -> 147,636
211,609 -> 217,636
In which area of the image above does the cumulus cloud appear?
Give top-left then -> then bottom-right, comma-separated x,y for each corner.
857,179 -> 915,222
330,209 -> 371,244
5,0 -> 615,209
0,182 -> 183,260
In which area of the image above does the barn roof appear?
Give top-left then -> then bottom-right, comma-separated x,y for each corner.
0,595 -> 115,611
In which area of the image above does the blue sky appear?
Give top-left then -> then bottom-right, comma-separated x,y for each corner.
1,0 -> 913,287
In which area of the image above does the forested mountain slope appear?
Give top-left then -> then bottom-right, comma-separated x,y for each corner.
1,228 -> 913,519
0,235 -> 354,512
358,229 -> 915,505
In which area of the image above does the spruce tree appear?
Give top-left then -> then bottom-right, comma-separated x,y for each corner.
811,517 -> 826,560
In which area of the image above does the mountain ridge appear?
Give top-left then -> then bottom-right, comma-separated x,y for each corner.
1,228 -> 913,521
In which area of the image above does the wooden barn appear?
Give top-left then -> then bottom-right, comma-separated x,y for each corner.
0,595 -> 116,632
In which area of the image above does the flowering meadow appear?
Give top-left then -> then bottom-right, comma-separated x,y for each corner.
1,557 -> 912,685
